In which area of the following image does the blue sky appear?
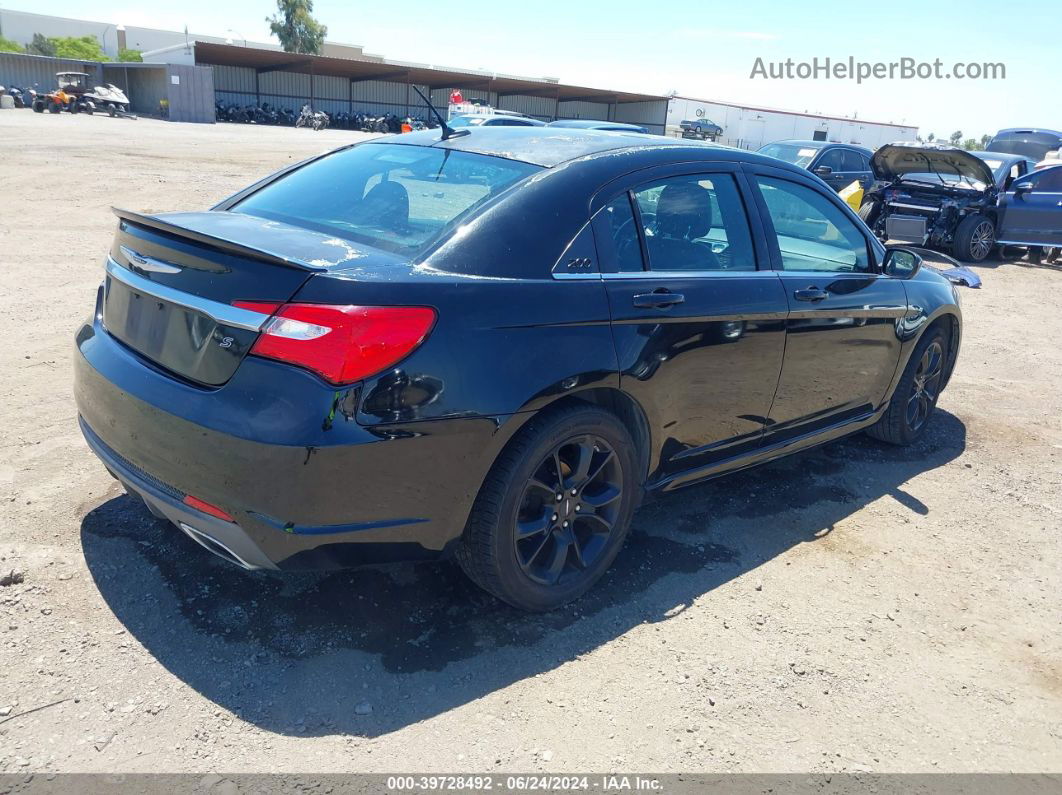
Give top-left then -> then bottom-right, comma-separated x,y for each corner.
16,0 -> 1060,138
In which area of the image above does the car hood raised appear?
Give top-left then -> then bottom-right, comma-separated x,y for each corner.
871,143 -> 996,189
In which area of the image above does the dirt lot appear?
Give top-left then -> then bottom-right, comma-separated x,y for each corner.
0,111 -> 1060,774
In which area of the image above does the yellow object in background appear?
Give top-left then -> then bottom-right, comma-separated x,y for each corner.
839,180 -> 864,212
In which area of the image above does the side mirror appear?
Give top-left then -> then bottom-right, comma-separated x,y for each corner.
1013,180 -> 1034,197
883,247 -> 922,279
814,165 -> 833,177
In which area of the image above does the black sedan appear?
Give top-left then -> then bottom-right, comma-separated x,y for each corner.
75,127 -> 962,611
758,139 -> 876,193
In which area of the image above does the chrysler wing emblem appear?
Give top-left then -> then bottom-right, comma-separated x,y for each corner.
120,245 -> 183,275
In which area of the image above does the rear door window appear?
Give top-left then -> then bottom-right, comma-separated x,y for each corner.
841,150 -> 865,172
597,194 -> 645,272
630,174 -> 757,271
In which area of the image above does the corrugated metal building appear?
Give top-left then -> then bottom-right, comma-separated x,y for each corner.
155,41 -> 669,131
3,41 -> 669,131
0,51 -> 107,94
0,52 -> 215,122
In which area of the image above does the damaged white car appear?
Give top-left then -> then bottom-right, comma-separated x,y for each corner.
858,144 -> 1035,261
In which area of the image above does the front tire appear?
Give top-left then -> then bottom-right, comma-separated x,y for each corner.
857,199 -> 881,228
953,214 -> 995,262
457,404 -> 638,611
867,327 -> 948,446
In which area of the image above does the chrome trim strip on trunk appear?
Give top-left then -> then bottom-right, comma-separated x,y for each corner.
104,257 -> 273,332
119,245 -> 183,275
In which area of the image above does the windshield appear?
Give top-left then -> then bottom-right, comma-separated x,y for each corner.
972,152 -> 1007,181
234,143 -> 540,255
987,133 -> 1062,161
758,143 -> 821,168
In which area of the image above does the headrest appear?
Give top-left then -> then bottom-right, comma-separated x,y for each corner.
655,182 -> 712,239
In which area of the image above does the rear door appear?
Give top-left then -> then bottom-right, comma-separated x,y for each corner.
841,149 -> 874,190
997,166 -> 1062,247
745,166 -> 908,441
593,164 -> 788,481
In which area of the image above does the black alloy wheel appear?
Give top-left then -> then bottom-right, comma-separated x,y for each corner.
458,404 -> 637,611
515,435 -> 623,586
867,327 -> 948,445
906,340 -> 944,432
954,214 -> 996,262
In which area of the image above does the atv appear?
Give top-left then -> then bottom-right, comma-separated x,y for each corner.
32,72 -> 133,118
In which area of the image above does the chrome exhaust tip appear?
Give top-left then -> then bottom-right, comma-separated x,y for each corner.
178,522 -> 260,570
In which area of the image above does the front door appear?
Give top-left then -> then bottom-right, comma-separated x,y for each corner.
594,166 -> 788,482
997,166 -> 1062,247
812,148 -> 850,192
746,169 -> 908,442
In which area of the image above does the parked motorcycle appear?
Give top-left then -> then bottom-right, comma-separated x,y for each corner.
296,104 -> 329,131
7,86 -> 31,109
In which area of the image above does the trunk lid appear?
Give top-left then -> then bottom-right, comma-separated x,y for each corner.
103,209 -> 402,386
871,144 -> 996,191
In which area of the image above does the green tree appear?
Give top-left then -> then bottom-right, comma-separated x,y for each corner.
117,48 -> 143,62
267,0 -> 327,54
927,133 -> 936,143
962,138 -> 981,151
980,133 -> 991,149
49,36 -> 107,61
25,33 -> 56,56
0,35 -> 22,53
949,130 -> 963,145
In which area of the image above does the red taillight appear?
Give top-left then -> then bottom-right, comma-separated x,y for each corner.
183,495 -> 235,522
233,302 -> 436,385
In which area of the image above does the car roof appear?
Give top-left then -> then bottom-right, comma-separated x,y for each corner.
767,139 -> 871,152
993,128 -> 1062,137
386,126 -> 783,168
768,139 -> 828,149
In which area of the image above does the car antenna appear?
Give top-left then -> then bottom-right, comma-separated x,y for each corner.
413,85 -> 468,141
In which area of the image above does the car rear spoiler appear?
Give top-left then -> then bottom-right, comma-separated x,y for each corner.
111,207 -> 328,272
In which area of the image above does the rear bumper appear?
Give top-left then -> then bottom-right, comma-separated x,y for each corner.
75,313 -> 520,570
81,418 -> 278,570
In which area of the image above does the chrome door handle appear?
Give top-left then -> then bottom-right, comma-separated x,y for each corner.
794,287 -> 828,302
633,290 -> 685,308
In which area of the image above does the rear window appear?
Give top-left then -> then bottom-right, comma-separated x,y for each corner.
233,143 -> 540,255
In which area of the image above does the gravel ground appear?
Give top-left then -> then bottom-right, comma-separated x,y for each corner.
0,111 -> 1060,774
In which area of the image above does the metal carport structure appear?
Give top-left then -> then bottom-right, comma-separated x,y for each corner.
190,41 -> 668,133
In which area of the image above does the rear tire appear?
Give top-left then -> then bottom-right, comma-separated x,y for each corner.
952,214 -> 995,262
867,327 -> 948,446
457,404 -> 638,611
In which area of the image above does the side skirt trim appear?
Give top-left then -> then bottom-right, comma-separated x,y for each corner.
647,408 -> 884,493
